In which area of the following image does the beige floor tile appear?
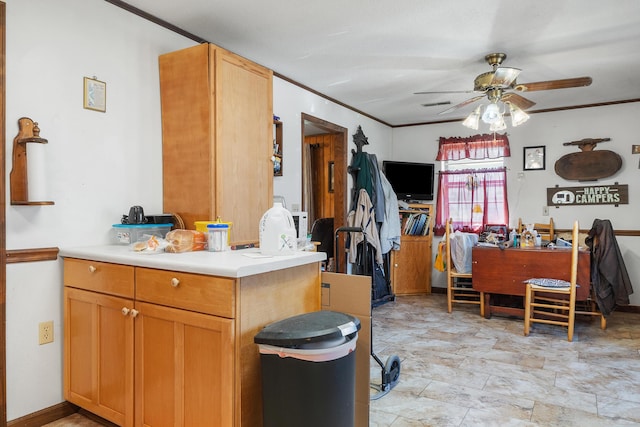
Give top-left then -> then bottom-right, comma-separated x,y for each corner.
49,293 -> 640,427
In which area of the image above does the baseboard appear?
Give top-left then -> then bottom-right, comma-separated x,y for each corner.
616,304 -> 640,314
7,403 -> 118,427
7,401 -> 77,427
76,409 -> 120,427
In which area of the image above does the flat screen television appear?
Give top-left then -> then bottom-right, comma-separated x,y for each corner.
382,160 -> 435,201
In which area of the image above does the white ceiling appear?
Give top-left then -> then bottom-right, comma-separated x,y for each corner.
119,0 -> 640,127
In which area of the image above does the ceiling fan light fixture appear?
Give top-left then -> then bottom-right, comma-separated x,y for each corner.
489,115 -> 507,131
508,102 -> 530,127
481,102 -> 501,124
462,106 -> 481,130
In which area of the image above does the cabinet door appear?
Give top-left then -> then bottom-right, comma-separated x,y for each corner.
215,48 -> 273,244
391,236 -> 432,295
134,301 -> 234,427
64,287 -> 134,427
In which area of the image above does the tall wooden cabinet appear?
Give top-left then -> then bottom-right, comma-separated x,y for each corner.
390,203 -> 433,295
159,43 -> 273,245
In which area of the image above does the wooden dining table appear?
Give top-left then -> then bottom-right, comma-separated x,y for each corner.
471,245 -> 590,319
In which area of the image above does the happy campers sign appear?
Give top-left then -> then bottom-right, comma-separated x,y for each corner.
547,184 -> 628,207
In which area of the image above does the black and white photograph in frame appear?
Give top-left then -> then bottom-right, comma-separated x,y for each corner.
523,146 -> 545,171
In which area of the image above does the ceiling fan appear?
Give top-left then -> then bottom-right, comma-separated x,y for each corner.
415,53 -> 592,119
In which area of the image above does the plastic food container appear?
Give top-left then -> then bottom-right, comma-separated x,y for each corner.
207,223 -> 229,252
195,220 -> 233,245
112,223 -> 172,245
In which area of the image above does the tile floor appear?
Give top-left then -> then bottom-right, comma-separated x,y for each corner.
46,293 -> 640,426
369,294 -> 640,426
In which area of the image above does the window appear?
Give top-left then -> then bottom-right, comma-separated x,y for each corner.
433,134 -> 510,235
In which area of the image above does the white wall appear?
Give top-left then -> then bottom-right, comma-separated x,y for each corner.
272,77 -> 392,209
391,102 -> 640,306
6,1 -> 394,421
6,0 -> 195,420
6,0 -> 639,421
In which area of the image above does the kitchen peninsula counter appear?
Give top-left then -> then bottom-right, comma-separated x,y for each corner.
59,245 -> 325,277
61,245 -> 325,427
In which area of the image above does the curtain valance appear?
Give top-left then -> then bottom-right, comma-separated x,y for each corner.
435,133 -> 511,161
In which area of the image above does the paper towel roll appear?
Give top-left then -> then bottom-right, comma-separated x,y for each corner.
26,142 -> 49,201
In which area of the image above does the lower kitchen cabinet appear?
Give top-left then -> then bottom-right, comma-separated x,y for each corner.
64,286 -> 134,426
134,301 -> 233,426
63,256 -> 320,426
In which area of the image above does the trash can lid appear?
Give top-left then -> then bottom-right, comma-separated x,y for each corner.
254,310 -> 361,347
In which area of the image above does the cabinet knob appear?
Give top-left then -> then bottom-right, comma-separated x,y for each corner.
88,265 -> 97,273
121,307 -> 130,316
170,277 -> 180,287
130,309 -> 139,318
394,264 -> 398,267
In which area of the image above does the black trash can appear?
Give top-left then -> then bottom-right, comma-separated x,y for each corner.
254,310 -> 361,427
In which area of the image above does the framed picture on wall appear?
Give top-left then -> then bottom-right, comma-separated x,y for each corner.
83,77 -> 106,112
523,146 -> 545,171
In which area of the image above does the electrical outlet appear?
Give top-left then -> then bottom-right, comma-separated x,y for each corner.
542,206 -> 549,216
39,321 -> 54,345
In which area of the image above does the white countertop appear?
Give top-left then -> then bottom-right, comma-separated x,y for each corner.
59,245 -> 326,278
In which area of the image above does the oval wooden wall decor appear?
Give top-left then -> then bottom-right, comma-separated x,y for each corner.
554,137 -> 622,181
555,151 -> 622,180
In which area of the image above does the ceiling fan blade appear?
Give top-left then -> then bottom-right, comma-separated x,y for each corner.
501,93 -> 536,110
414,90 -> 475,95
515,77 -> 592,92
422,101 -> 452,107
491,67 -> 521,87
438,95 -> 485,115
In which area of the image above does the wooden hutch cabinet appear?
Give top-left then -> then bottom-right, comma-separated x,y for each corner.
159,43 -> 273,245
390,203 -> 433,295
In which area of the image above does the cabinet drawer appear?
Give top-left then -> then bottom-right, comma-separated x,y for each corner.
135,268 -> 235,318
64,258 -> 135,298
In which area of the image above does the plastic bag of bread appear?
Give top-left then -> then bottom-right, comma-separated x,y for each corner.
130,235 -> 168,254
165,229 -> 207,253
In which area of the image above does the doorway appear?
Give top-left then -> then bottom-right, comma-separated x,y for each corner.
301,113 -> 347,267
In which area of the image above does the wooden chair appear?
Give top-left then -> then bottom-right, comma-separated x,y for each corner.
524,221 -> 606,342
445,218 -> 484,316
518,217 -> 554,242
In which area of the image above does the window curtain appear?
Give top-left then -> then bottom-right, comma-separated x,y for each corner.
434,168 -> 509,235
436,133 -> 510,161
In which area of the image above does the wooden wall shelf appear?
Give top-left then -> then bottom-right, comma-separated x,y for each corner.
273,119 -> 283,176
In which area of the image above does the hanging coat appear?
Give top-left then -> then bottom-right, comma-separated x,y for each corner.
585,219 -> 634,316
347,189 -> 383,266
378,171 -> 401,254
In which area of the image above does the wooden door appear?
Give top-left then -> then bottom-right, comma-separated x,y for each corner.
215,48 -> 273,245
64,287 -> 135,427
134,301 -> 234,427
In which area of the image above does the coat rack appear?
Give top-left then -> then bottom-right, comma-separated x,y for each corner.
10,117 -> 54,205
